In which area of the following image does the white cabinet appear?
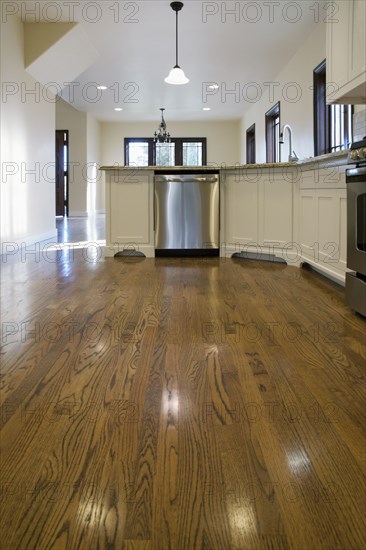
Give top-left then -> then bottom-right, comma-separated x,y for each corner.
327,0 -> 366,104
349,0 -> 366,83
318,189 -> 347,272
222,161 -> 348,284
326,1 -> 350,94
298,189 -> 317,259
299,188 -> 347,271
258,176 -> 293,247
221,171 -> 258,253
104,169 -> 155,257
221,168 -> 294,258
298,166 -> 347,282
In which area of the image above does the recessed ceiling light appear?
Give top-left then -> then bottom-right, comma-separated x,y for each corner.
203,107 -> 211,111
97,85 -> 108,90
114,108 -> 123,111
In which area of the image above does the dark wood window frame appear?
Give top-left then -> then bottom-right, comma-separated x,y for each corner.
246,124 -> 256,164
265,102 -> 281,163
175,138 -> 207,166
313,60 -> 330,156
124,137 -> 207,166
314,59 -> 353,156
124,137 -> 154,166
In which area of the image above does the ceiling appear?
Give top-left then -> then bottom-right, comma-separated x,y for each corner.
21,0 -> 326,121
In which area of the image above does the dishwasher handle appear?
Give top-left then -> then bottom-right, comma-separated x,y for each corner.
155,176 -> 219,184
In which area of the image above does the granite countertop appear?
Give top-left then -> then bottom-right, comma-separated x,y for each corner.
100,150 -> 349,171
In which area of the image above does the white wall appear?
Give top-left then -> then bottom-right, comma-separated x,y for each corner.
87,113 -> 104,214
240,22 -> 326,163
101,120 -> 241,167
0,16 -> 56,248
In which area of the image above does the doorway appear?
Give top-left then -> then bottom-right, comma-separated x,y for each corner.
55,130 -> 69,216
246,124 -> 256,164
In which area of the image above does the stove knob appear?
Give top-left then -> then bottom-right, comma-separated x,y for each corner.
351,150 -> 360,160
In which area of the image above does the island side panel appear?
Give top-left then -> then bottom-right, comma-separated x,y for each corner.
104,169 -> 155,257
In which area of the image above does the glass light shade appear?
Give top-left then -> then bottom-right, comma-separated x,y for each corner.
164,66 -> 189,85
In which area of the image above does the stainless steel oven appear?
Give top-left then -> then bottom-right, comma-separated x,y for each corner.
346,139 -> 366,317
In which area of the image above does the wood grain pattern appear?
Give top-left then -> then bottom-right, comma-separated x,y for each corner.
1,247 -> 365,550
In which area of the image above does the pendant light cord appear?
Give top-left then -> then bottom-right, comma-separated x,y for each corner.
176,10 -> 179,67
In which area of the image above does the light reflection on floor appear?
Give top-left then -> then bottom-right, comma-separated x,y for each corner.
56,214 -> 106,245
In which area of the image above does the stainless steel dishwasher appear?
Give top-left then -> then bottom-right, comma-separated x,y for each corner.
154,172 -> 219,255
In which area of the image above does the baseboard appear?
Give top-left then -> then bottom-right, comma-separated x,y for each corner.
68,210 -> 105,217
299,258 -> 346,286
68,211 -> 88,217
219,243 -> 346,286
1,230 -> 58,256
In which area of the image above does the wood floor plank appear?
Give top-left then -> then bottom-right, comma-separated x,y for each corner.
151,344 -> 179,550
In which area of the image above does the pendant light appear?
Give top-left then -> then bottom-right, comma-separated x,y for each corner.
154,108 -> 171,143
165,2 -> 189,85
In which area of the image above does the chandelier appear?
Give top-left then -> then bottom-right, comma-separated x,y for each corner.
154,108 -> 171,143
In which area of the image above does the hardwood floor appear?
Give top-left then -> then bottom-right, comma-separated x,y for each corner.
56,214 -> 106,244
1,231 -> 365,549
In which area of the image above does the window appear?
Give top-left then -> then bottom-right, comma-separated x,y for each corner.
246,124 -> 256,164
124,138 -> 154,166
124,138 -> 207,166
265,102 -> 280,163
155,142 -> 175,166
181,139 -> 205,166
314,60 -> 353,156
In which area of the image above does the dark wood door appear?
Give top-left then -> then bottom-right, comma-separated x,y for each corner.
246,124 -> 256,164
55,130 -> 68,216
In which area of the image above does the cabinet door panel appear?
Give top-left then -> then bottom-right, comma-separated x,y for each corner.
110,175 -> 151,244
327,0 -> 366,102
260,180 -> 292,246
317,192 -> 340,266
298,185 -> 347,277
327,1 -> 350,93
224,175 -> 258,246
299,190 -> 317,260
349,0 -> 366,80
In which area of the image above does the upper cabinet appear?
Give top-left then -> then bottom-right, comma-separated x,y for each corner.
326,0 -> 366,104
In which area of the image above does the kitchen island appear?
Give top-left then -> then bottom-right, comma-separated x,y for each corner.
100,150 -> 350,284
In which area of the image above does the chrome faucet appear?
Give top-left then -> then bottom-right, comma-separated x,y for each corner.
279,124 -> 299,162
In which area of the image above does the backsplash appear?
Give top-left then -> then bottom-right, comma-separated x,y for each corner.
353,106 -> 366,141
